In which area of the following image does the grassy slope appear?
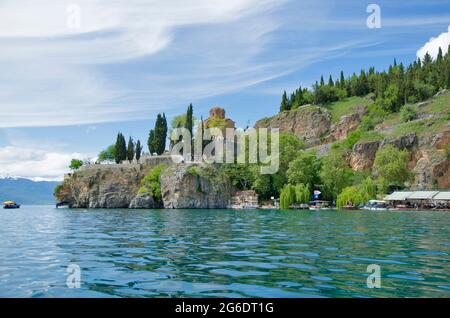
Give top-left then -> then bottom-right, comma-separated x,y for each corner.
324,96 -> 371,123
383,92 -> 449,138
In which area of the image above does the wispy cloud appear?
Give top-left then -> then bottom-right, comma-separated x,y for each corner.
0,0 -> 291,127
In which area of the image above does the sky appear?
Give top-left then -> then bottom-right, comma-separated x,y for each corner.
0,0 -> 450,181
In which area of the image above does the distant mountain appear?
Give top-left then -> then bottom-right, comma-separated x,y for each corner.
0,178 -> 60,205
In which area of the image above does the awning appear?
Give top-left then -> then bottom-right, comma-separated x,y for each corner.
407,191 -> 440,200
433,192 -> 450,201
384,192 -> 414,201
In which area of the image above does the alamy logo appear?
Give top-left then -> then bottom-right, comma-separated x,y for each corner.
170,128 -> 280,175
366,4 -> 381,29
366,264 -> 381,288
66,264 -> 81,289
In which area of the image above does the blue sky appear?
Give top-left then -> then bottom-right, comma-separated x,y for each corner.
0,0 -> 449,180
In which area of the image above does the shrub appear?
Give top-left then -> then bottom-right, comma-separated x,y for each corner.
69,159 -> 83,171
400,105 -> 417,122
139,165 -> 166,201
187,166 -> 200,176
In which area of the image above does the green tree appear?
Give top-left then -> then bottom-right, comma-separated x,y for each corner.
114,133 -> 127,163
361,177 -> 377,202
320,151 -> 353,201
374,145 -> 412,188
154,113 -> 168,155
294,183 -> 311,204
98,144 -> 116,162
127,137 -> 135,163
186,104 -> 194,158
336,186 -> 365,208
280,184 -> 296,209
287,151 -> 321,189
148,130 -> 155,154
135,140 -> 142,162
69,159 -> 83,171
280,91 -> 290,112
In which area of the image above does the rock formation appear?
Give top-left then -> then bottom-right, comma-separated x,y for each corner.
160,164 -> 231,209
255,106 -> 332,146
349,140 -> 381,171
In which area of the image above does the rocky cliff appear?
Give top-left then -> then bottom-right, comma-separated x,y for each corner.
160,164 -> 231,209
255,104 -> 366,146
56,158 -> 232,209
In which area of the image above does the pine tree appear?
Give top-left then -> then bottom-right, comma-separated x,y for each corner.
340,71 -> 345,89
320,75 -> 325,87
135,140 -> 142,162
127,137 -> 135,163
280,91 -> 289,112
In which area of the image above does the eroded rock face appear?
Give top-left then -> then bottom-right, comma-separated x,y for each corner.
160,164 -> 232,209
129,193 -> 157,209
57,157 -> 173,209
327,106 -> 367,142
432,131 -> 450,150
433,160 -> 450,189
349,140 -> 381,171
255,106 -> 331,146
382,133 -> 418,151
411,150 -> 449,190
60,165 -> 147,208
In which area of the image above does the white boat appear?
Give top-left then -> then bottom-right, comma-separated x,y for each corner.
361,200 -> 390,211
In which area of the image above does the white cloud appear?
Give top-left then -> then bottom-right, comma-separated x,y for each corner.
0,0 -> 290,127
417,25 -> 450,60
0,146 -> 85,181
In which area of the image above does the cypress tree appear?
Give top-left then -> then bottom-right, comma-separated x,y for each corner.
148,129 -> 155,155
152,113 -> 168,155
114,132 -> 127,163
135,140 -> 142,162
328,75 -> 334,87
185,104 -> 193,159
127,137 -> 135,163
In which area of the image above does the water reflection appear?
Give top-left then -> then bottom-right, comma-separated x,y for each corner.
0,207 -> 449,297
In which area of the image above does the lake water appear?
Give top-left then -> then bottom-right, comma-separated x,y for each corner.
0,206 -> 449,298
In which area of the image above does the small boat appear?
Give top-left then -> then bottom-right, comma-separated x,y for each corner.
341,205 -> 359,210
309,200 -> 331,210
3,201 -> 20,209
361,200 -> 390,211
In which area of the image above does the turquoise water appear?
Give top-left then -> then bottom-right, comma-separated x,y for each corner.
0,206 -> 449,298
